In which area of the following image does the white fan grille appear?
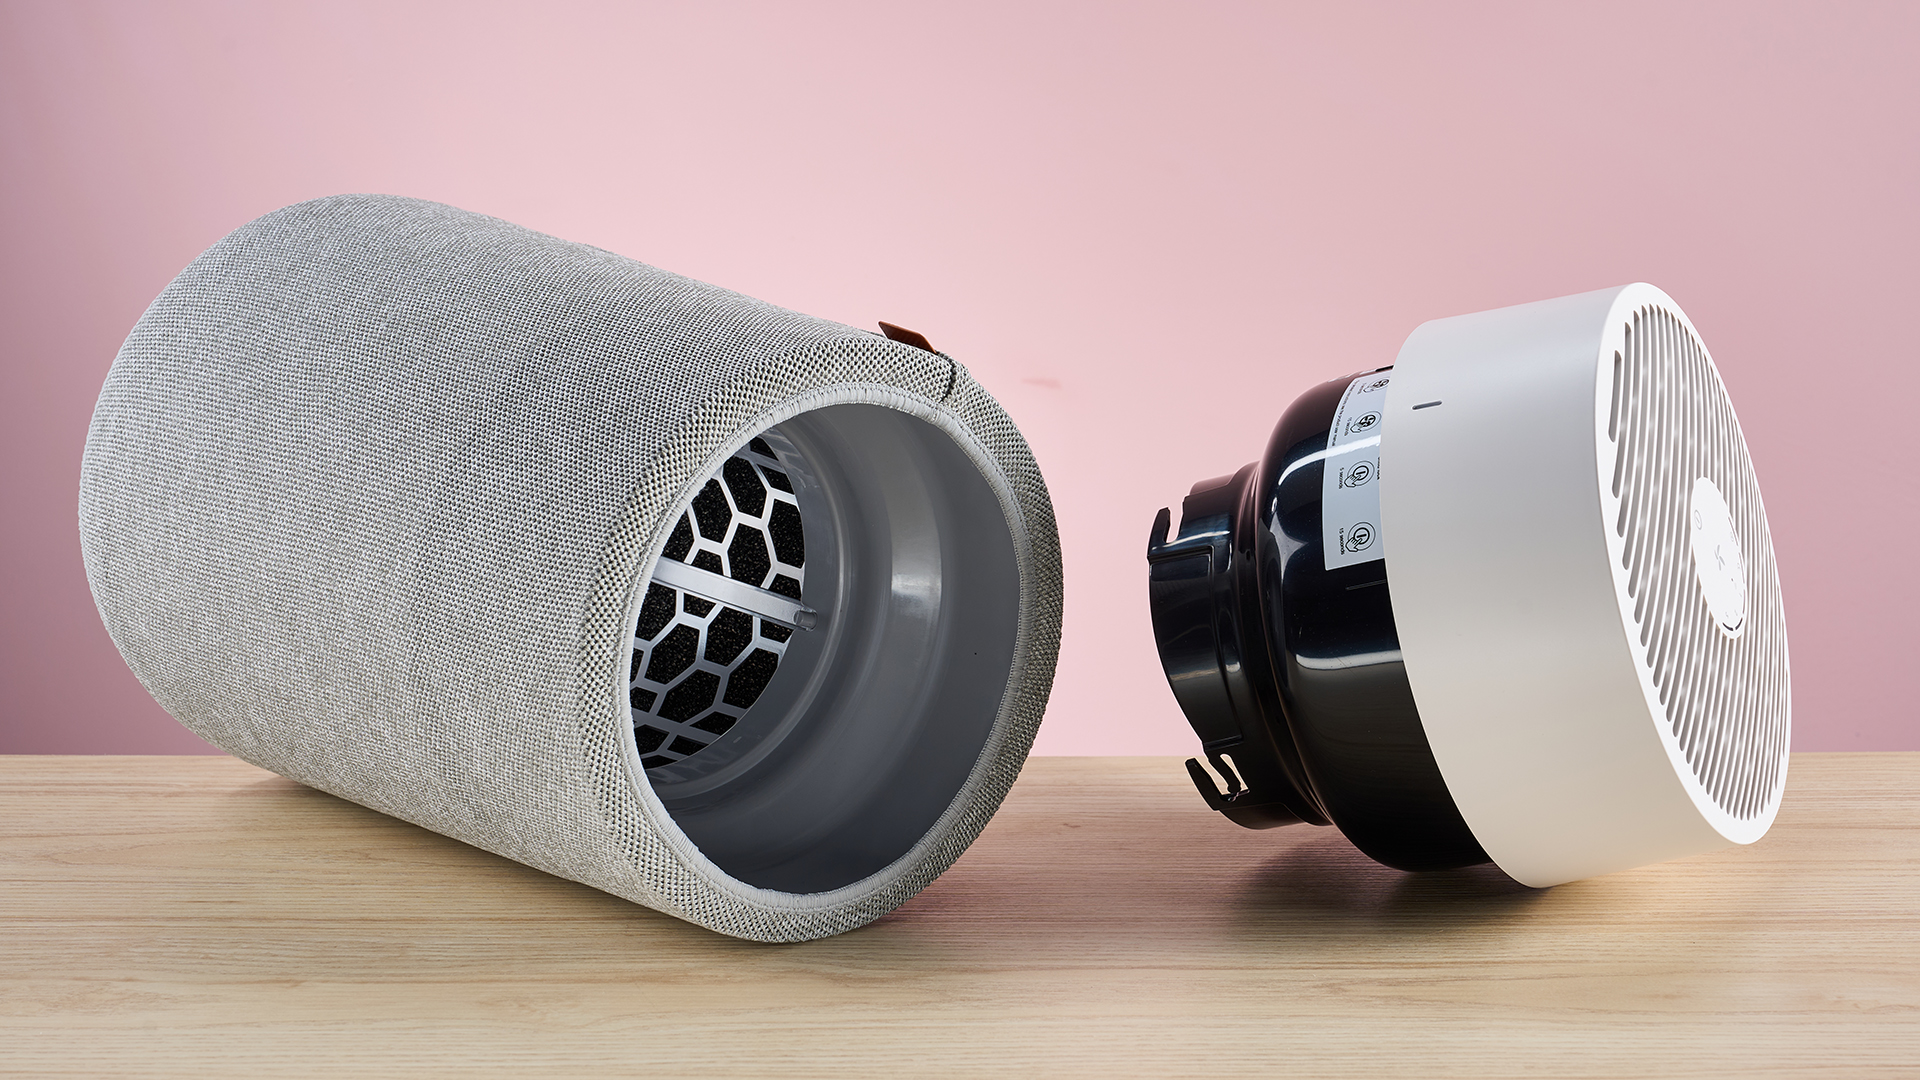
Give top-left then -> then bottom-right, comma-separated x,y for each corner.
1607,305 -> 1789,820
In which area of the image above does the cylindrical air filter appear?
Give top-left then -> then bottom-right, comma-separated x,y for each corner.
80,195 -> 1062,941
1147,284 -> 1788,886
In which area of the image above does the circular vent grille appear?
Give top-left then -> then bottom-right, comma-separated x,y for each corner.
629,436 -> 808,771
1607,305 -> 1790,819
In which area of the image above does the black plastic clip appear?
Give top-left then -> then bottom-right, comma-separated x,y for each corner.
1185,752 -> 1244,811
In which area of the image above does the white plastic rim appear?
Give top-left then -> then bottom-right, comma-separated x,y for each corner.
1381,284 -> 1790,887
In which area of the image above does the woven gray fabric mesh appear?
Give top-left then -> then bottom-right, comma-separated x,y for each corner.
78,195 -> 1063,942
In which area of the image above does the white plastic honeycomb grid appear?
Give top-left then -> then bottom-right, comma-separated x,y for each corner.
1608,305 -> 1789,820
629,436 -> 807,770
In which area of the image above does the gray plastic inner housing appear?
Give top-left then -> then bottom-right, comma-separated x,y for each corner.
639,403 -> 1022,895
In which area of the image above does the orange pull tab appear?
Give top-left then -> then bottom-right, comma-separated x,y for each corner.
877,321 -> 935,353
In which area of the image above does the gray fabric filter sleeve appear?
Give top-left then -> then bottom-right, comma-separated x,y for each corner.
78,195 -> 1063,942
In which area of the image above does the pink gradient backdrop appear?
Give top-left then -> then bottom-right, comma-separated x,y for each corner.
3,1 -> 1914,754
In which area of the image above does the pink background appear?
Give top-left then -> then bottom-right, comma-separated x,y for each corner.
3,1 -> 1915,755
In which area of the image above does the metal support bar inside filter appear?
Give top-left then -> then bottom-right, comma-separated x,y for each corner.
649,556 -> 819,630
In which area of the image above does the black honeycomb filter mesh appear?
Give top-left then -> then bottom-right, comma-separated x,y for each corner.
630,437 -> 807,770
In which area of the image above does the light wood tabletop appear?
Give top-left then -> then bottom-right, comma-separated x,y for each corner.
2,752 -> 1916,1077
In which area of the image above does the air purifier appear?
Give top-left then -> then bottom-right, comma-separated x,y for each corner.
1148,284 -> 1788,885
80,195 -> 1063,941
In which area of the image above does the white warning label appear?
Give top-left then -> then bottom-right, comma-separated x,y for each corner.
1322,372 -> 1391,570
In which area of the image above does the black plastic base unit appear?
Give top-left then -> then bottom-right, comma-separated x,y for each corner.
1146,369 -> 1489,873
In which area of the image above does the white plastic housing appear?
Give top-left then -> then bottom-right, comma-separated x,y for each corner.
1381,284 -> 1790,887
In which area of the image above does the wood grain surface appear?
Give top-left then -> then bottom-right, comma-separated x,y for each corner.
2,753 -> 1915,1077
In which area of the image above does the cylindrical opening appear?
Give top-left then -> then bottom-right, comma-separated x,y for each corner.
624,403 -> 1022,894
